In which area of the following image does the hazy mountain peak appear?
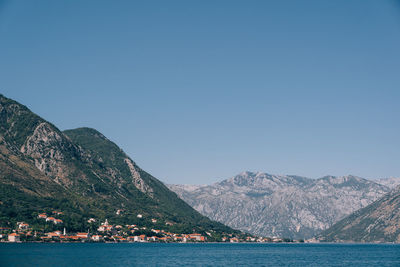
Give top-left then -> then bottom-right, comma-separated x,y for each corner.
376,177 -> 400,189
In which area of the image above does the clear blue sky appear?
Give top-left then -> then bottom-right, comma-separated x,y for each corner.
1,0 -> 400,184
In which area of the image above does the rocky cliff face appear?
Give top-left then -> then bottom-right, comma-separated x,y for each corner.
20,122 -> 83,187
124,158 -> 154,196
169,172 -> 394,239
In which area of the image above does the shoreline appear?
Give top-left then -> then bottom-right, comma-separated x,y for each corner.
1,241 -> 399,244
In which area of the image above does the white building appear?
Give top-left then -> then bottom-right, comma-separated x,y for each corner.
8,233 -> 20,242
91,235 -> 103,241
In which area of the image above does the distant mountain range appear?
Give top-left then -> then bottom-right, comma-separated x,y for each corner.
168,172 -> 400,239
319,186 -> 400,242
0,94 -> 236,238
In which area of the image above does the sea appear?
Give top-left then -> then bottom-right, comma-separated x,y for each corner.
1,243 -> 399,266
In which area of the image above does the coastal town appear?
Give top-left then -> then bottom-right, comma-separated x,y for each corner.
0,210 -> 300,243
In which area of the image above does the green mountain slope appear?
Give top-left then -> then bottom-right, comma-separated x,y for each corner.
0,94 -> 236,237
63,127 -> 231,232
318,187 -> 400,243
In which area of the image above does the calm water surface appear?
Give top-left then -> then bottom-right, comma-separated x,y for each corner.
1,243 -> 399,266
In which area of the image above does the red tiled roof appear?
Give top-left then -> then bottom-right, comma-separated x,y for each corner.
76,233 -> 88,237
